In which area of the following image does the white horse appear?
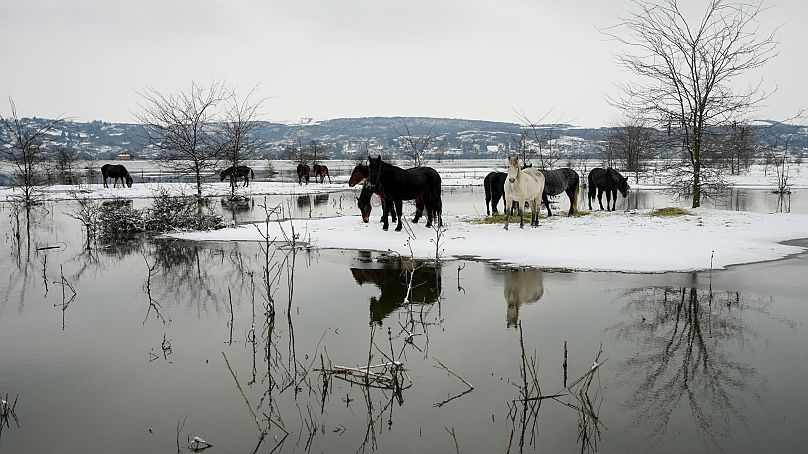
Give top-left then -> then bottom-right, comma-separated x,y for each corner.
503,156 -> 546,230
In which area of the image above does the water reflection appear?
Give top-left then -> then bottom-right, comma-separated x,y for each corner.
350,260 -> 442,323
313,193 -> 329,206
503,268 -> 544,327
610,286 -> 785,446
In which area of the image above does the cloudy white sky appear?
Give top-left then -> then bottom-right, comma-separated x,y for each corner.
1,0 -> 805,126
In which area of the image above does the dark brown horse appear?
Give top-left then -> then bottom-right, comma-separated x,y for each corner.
588,167 -> 629,211
101,164 -> 133,188
296,164 -> 310,185
312,164 -> 332,183
357,182 -> 399,224
348,164 -> 369,187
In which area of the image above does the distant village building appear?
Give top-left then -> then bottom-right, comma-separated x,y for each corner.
116,153 -> 131,161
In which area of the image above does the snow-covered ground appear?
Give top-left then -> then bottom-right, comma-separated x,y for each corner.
167,209 -> 808,273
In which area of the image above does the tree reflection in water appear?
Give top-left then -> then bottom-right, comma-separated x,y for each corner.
610,286 -> 793,446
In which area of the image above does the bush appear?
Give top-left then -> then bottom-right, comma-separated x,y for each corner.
92,190 -> 224,237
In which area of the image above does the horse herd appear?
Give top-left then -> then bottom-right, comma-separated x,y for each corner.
98,158 -> 630,231
352,156 -> 630,231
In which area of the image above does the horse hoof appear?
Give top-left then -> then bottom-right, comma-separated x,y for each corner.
395,226 -> 402,232
383,225 -> 389,231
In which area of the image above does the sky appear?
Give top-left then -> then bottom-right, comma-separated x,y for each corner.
0,0 -> 805,127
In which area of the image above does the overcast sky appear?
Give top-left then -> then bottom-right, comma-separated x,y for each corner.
1,0 -> 805,127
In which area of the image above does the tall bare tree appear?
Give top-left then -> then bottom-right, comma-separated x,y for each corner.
135,81 -> 227,198
398,122 -> 436,167
0,98 -> 63,206
220,87 -> 264,170
606,117 -> 655,183
514,109 -> 562,169
218,87 -> 264,195
607,0 -> 778,207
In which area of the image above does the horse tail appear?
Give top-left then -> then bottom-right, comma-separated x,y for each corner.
250,167 -> 254,179
587,172 -> 595,202
572,184 -> 580,214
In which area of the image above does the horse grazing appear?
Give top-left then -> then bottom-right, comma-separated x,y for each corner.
348,164 -> 369,187
539,168 -> 580,217
588,167 -> 629,211
503,156 -> 545,230
368,156 -> 442,231
357,182 -> 397,224
312,164 -> 332,184
484,171 -> 507,215
101,164 -> 133,188
296,164 -> 310,185
220,165 -> 254,187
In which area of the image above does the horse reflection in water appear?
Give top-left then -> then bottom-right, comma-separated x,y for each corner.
350,260 -> 441,323
312,193 -> 329,206
503,268 -> 544,327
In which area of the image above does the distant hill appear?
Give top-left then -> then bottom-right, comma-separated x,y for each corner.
1,116 -> 806,161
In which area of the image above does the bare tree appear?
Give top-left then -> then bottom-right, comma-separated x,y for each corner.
605,117 -> 655,183
306,139 -> 330,166
54,146 -> 79,185
513,109 -> 563,169
0,98 -> 63,206
398,121 -> 436,167
135,81 -> 228,198
762,115 -> 805,194
220,87 -> 264,169
218,87 -> 264,195
607,0 -> 778,207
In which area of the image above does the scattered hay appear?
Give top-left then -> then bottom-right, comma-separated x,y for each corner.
648,207 -> 693,217
471,212 -> 544,224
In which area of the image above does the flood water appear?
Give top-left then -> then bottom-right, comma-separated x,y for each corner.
1,187 -> 807,453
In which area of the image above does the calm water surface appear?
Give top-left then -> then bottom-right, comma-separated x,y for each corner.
0,189 -> 806,453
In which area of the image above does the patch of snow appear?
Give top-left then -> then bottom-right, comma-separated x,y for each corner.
166,209 -> 808,273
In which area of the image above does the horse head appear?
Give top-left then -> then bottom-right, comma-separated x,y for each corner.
506,156 -> 520,183
618,176 -> 629,197
357,183 -> 374,223
125,174 -> 133,188
368,155 -> 383,186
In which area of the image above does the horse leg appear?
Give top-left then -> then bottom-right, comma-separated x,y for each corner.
542,192 -> 552,217
567,187 -> 576,216
531,198 -> 539,227
422,197 -> 433,228
503,195 -> 510,230
519,200 -> 525,229
381,197 -> 390,230
611,190 -> 617,211
394,199 -> 404,231
597,188 -> 605,210
606,190 -> 613,211
327,173 -> 332,184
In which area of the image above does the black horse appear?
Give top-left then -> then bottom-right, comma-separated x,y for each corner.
101,164 -> 133,188
368,156 -> 442,231
296,164 -> 310,185
312,164 -> 332,184
539,168 -> 580,216
588,167 -> 629,211
484,171 -> 507,215
220,165 -> 254,187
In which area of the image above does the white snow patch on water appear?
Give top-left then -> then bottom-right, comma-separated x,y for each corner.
167,209 -> 808,273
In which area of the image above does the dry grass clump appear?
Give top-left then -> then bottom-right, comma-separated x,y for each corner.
648,207 -> 693,217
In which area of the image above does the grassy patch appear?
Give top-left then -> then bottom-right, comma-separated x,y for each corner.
472,212 -> 544,224
571,210 -> 590,217
648,207 -> 693,217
